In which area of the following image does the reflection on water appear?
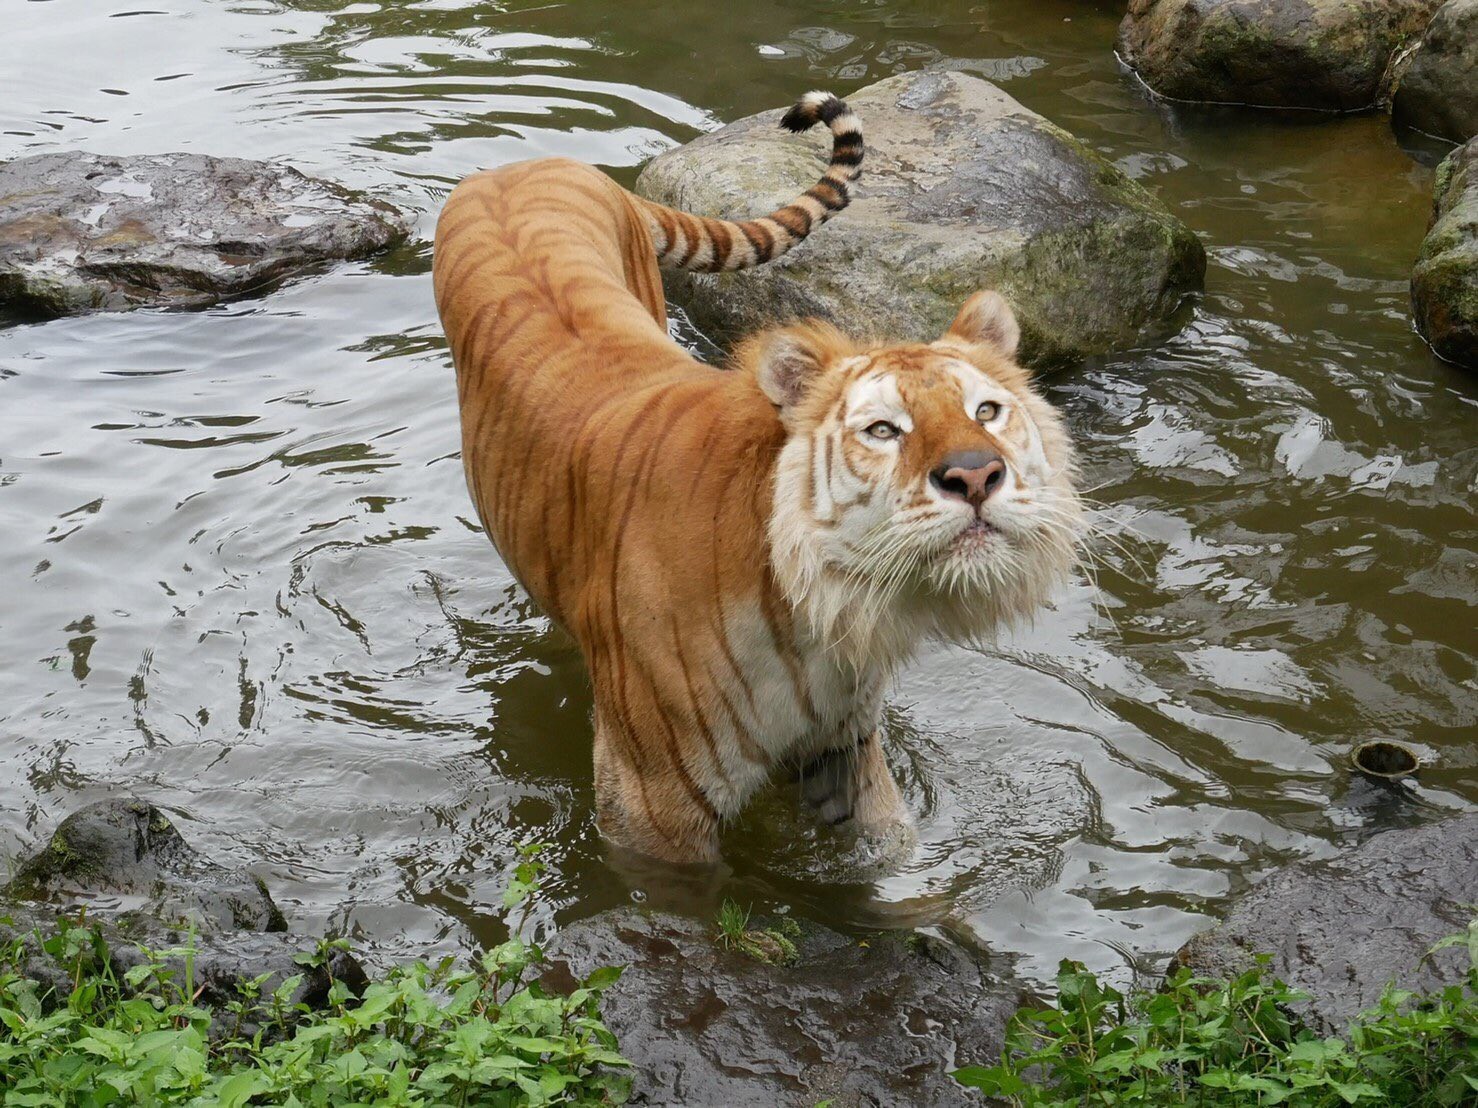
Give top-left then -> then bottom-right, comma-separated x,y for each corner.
1,0 -> 1474,985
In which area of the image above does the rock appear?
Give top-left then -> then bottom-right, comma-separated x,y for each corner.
1117,0 -> 1445,112
5,797 -> 286,934
1172,813 -> 1478,1036
0,903 -> 367,1037
541,907 -> 1024,1107
1392,0 -> 1478,143
1412,138 -> 1478,368
1,800 -> 366,1036
0,151 -> 408,317
635,70 -> 1205,367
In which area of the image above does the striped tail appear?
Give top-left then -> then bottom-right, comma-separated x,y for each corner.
638,91 -> 862,274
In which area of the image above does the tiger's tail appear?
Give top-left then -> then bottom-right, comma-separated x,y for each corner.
635,91 -> 862,274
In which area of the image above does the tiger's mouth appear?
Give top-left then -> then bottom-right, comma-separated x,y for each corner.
948,517 -> 1000,557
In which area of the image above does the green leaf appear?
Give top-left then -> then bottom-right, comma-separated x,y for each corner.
212,1071 -> 268,1108
583,965 -> 623,990
951,1065 -> 1024,1094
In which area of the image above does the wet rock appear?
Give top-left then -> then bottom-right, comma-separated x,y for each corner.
1392,0 -> 1478,143
635,69 -> 1205,367
1172,813 -> 1478,1036
1412,138 -> 1478,369
108,918 -> 369,1031
1117,0 -> 1445,112
0,903 -> 367,1036
0,151 -> 408,317
1,800 -> 366,1035
5,797 -> 286,934
542,907 -> 1024,1107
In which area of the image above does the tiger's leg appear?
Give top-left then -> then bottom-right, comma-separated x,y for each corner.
800,730 -> 912,835
592,719 -> 722,865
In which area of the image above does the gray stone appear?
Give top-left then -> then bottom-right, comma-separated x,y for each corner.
1,800 -> 367,1035
1117,0 -> 1445,111
1172,813 -> 1478,1036
541,907 -> 1023,1107
1393,0 -> 1478,143
1412,138 -> 1478,369
0,903 -> 367,1038
635,70 -> 1205,367
5,797 -> 286,934
0,151 -> 408,317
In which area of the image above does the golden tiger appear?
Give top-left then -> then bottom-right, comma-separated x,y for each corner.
433,91 -> 1083,864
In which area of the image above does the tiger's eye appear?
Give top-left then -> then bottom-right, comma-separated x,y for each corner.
976,401 -> 1001,423
865,420 -> 901,440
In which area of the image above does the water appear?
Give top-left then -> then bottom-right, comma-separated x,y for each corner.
2,0 -> 1474,985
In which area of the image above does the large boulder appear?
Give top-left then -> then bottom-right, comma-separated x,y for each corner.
0,151 -> 408,317
1117,0 -> 1445,111
1172,814 -> 1478,1036
636,70 -> 1205,367
1412,138 -> 1478,368
1392,0 -> 1478,143
541,908 -> 1024,1107
5,797 -> 285,934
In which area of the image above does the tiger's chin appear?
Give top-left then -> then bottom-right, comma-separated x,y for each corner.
780,516 -> 1077,676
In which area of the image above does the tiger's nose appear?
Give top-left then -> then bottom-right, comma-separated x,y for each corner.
929,450 -> 1007,509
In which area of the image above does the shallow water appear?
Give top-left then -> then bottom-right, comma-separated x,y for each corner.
2,0 -> 1474,986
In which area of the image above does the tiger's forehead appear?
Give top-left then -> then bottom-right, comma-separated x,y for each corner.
837,351 -> 1008,412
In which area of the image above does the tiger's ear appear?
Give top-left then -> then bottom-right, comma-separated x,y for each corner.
752,323 -> 839,412
941,290 -> 1020,359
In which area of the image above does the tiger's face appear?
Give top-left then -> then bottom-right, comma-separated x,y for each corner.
751,291 -> 1082,666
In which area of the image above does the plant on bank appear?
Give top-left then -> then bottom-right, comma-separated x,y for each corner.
954,918 -> 1478,1106
0,843 -> 630,1106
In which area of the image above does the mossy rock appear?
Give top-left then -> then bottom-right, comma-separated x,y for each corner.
1118,0 -> 1445,111
5,798 -> 286,934
635,70 -> 1205,368
1412,137 -> 1478,368
1392,0 -> 1478,143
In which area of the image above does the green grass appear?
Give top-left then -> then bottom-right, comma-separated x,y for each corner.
954,919 -> 1478,1107
0,844 -> 629,1106
714,900 -> 751,950
713,900 -> 799,967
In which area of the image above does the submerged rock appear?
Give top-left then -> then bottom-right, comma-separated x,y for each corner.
1412,138 -> 1478,369
5,797 -> 285,933
542,908 -> 1023,1107
635,69 -> 1205,367
1392,0 -> 1478,143
1172,813 -> 1478,1036
0,151 -> 408,317
1117,0 -> 1444,111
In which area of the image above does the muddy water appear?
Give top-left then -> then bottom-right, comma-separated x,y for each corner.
1,0 -> 1474,984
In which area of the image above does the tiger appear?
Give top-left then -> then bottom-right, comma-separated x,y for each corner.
433,91 -> 1083,865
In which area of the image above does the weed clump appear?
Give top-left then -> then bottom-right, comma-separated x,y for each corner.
715,900 -> 800,967
0,843 -> 629,1105
954,918 -> 1478,1106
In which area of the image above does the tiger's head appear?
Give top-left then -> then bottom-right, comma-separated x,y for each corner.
746,290 -> 1083,668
